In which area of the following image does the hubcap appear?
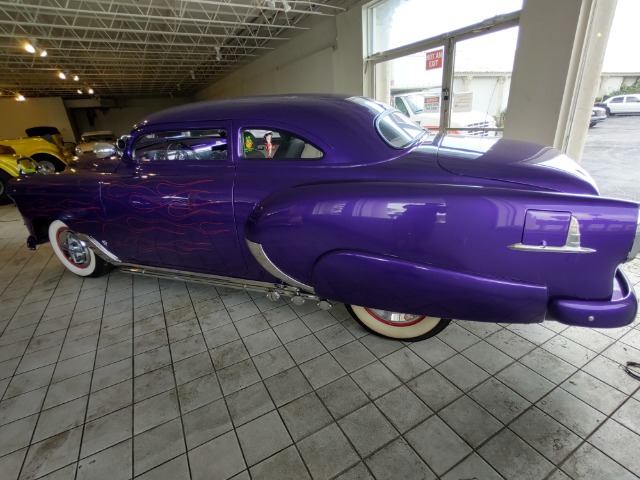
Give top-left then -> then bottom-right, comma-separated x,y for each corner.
365,308 -> 425,326
59,229 -> 89,266
37,161 -> 56,174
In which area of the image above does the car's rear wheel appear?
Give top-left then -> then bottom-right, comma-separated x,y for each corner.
48,220 -> 110,277
0,170 -> 12,205
346,305 -> 451,341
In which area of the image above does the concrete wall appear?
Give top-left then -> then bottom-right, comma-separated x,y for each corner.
0,97 -> 74,143
196,3 -> 365,100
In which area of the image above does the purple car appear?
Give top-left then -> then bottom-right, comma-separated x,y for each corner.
7,95 -> 640,341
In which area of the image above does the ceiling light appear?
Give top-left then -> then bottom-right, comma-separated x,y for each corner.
58,72 -> 66,80
77,89 -> 83,94
215,46 -> 222,61
87,88 -> 94,94
16,94 -> 25,101
190,70 -> 195,80
265,0 -> 276,8
24,41 -> 36,54
39,49 -> 47,57
281,0 -> 291,12
73,75 -> 79,81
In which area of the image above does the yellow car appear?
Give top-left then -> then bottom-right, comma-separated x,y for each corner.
0,146 -> 36,204
0,127 -> 71,173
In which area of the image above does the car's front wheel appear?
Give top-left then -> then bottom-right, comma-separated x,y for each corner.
346,305 -> 451,341
49,220 -> 110,277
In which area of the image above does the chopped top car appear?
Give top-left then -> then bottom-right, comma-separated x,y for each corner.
7,94 -> 640,341
595,94 -> 640,115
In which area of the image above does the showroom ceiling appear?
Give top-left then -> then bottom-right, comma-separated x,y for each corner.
0,0 -> 357,99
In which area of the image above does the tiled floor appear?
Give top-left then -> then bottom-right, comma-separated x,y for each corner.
0,202 -> 639,480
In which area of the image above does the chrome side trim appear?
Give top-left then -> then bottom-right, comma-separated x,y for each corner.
508,244 -> 596,254
509,216 -> 596,254
75,234 -> 121,262
246,239 -> 315,293
117,264 -> 322,301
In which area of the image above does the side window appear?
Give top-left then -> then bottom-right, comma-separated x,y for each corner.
610,97 -> 624,103
133,129 -> 227,162
626,96 -> 640,103
241,129 -> 323,160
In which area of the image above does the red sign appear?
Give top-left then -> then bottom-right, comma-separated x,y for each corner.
426,48 -> 444,71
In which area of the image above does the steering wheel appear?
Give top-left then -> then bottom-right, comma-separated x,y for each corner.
164,141 -> 195,160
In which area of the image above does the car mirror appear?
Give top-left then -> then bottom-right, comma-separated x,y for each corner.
16,157 -> 39,175
94,142 -> 117,158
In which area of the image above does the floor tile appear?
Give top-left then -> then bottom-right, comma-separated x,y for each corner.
542,336 -> 598,368
299,353 -> 346,389
279,392 -> 332,441
479,428 -> 554,480
135,454 -> 190,480
249,445 -> 311,480
536,388 -> 606,438
264,367 -> 313,408
182,398 -> 233,450
461,340 -> 514,375
133,418 -> 185,476
190,431 -> 246,479
80,406 -> 132,459
235,410 -> 292,466
613,398 -> 640,435
441,453 -> 503,480
560,443 -> 638,480
510,407 -> 581,463
380,347 -> 430,382
331,340 -> 376,373
439,395 -> 503,447
351,361 -> 401,400
405,415 -> 472,476
20,426 -> 83,480
496,361 -> 555,402
285,334 -> 327,364
560,370 -> 628,415
365,438 -> 435,480
177,372 -> 222,413
0,413 -> 38,458
374,385 -> 433,433
407,369 -> 463,412
76,438 -> 132,480
226,382 -> 275,427
297,423 -> 359,480
316,376 -> 369,419
339,403 -> 398,457
32,396 -> 88,443
588,419 -> 640,474
469,377 -> 530,423
485,328 -> 537,359
134,389 -> 180,435
436,354 -> 490,392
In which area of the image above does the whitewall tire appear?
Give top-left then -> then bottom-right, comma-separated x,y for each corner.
48,220 -> 109,277
347,305 -> 450,341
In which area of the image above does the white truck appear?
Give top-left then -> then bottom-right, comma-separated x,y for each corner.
392,91 -> 497,136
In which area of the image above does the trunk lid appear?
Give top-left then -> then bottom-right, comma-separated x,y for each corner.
436,136 -> 599,195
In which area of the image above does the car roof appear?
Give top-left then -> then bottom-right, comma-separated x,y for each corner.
132,95 -> 404,163
82,130 -> 114,136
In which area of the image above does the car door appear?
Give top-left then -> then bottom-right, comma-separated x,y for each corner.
100,123 -> 247,276
607,96 -> 625,114
624,95 -> 640,114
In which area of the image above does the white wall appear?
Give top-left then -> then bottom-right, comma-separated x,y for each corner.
0,97 -> 74,143
196,3 -> 365,100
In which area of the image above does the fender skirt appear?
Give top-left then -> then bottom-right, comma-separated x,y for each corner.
312,251 -> 548,324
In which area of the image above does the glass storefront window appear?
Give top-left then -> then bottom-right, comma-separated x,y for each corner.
370,0 -> 522,55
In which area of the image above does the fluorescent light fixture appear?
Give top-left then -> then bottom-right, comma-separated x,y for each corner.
16,94 -> 25,101
281,0 -> 291,12
58,72 -> 66,80
24,42 -> 36,53
73,75 -> 79,81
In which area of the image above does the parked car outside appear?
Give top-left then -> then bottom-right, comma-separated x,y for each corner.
7,95 -> 640,341
595,94 -> 640,115
1,127 -> 71,173
590,106 -> 607,127
75,130 -> 117,155
392,91 -> 497,136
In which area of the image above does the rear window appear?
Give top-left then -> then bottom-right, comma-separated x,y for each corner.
376,110 -> 426,149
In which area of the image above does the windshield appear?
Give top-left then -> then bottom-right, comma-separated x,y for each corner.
82,134 -> 115,142
405,95 -> 427,114
376,110 -> 427,149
